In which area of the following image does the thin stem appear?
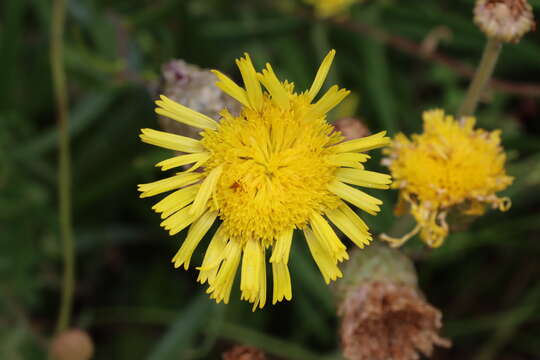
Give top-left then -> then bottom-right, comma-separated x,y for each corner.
458,37 -> 502,117
50,0 -> 75,333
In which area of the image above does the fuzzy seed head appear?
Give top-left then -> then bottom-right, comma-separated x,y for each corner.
474,0 -> 535,43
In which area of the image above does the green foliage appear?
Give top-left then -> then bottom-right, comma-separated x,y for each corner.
1,0 -> 540,359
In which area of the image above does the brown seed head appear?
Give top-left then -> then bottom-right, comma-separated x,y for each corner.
222,345 -> 266,360
335,245 -> 450,360
339,282 -> 451,360
49,329 -> 94,360
474,0 -> 535,42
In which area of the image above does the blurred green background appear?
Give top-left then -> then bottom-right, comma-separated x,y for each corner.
2,0 -> 540,359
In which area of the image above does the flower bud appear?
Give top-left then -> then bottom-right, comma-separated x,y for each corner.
158,60 -> 241,139
49,329 -> 94,360
474,0 -> 535,43
334,244 -> 450,360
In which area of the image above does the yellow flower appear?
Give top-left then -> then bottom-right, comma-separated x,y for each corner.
304,0 -> 361,17
138,50 -> 391,309
382,109 -> 513,248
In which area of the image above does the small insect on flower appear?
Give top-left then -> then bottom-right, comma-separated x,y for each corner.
382,109 -> 513,248
138,50 -> 391,309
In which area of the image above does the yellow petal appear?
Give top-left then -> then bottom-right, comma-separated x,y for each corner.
197,226 -> 227,284
172,210 -> 218,270
155,95 -> 218,130
269,229 -> 293,263
190,165 -> 223,218
211,70 -> 250,108
138,172 -> 203,198
332,131 -> 390,153
326,206 -> 372,248
240,239 -> 262,300
335,168 -> 392,189
337,200 -> 369,232
156,153 -> 210,171
307,49 -> 336,101
140,128 -> 204,153
236,53 -> 263,111
160,204 -> 198,236
207,240 -> 242,304
152,184 -> 200,219
327,152 -> 370,169
304,227 -> 342,284
258,63 -> 289,109
309,213 -> 349,262
304,85 -> 350,121
254,247 -> 267,310
328,180 -> 382,215
272,262 -> 292,304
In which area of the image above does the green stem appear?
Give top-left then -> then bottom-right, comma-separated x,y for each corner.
458,37 -> 502,117
50,0 -> 74,334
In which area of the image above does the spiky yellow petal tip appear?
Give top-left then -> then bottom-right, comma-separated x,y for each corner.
382,109 -> 513,248
138,50 -> 390,309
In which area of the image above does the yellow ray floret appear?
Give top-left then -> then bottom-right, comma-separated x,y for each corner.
155,95 -> 218,130
382,109 -> 513,248
140,128 -> 204,153
272,262 -> 292,304
236,54 -> 264,111
258,63 -> 290,109
211,70 -> 250,108
137,50 -> 390,309
156,152 -> 210,171
304,227 -> 342,284
307,49 -> 336,101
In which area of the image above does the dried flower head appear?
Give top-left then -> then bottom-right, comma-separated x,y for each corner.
474,0 -> 535,43
304,0 -> 362,18
382,109 -> 513,247
336,245 -> 450,360
138,50 -> 391,309
222,345 -> 266,360
49,329 -> 94,360
158,60 -> 241,139
340,282 -> 450,360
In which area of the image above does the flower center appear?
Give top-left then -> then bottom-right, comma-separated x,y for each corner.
201,96 -> 342,244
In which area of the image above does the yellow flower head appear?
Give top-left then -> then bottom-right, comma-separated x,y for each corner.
304,0 -> 361,17
382,109 -> 513,248
138,50 -> 391,309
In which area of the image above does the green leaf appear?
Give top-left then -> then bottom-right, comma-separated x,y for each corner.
147,296 -> 213,360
